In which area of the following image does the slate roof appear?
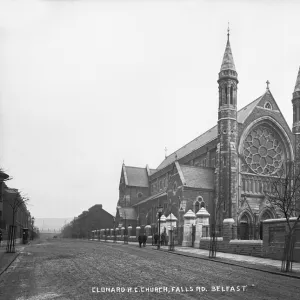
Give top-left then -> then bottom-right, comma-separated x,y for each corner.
220,37 -> 236,72
156,97 -> 263,170
150,169 -> 157,175
294,67 -> 300,92
124,166 -> 149,187
132,191 -> 167,206
180,164 -> 214,190
118,207 -> 137,220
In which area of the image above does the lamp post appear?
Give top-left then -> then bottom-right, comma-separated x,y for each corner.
157,204 -> 163,250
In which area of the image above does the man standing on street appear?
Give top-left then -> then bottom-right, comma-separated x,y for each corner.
142,233 -> 147,247
138,234 -> 143,248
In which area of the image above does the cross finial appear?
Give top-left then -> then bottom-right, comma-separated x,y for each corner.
227,22 -> 230,39
266,80 -> 270,90
165,147 -> 167,158
122,159 -> 125,165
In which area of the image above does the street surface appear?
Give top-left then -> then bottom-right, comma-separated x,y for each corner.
0,238 -> 299,300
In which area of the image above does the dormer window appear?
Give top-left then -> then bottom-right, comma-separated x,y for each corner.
264,102 -> 272,110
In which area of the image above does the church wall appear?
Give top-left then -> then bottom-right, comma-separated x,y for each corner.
119,186 -> 149,207
181,189 -> 215,223
135,195 -> 168,226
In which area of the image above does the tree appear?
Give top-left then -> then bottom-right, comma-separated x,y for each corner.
266,160 -> 300,272
4,190 -> 29,252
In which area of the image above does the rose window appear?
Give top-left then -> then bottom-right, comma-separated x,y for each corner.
243,126 -> 284,175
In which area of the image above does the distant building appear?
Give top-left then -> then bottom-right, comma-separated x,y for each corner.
63,204 -> 114,238
0,170 -> 9,230
1,182 -> 31,240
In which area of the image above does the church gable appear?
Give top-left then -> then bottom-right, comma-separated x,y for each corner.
256,89 -> 280,111
238,90 -> 294,151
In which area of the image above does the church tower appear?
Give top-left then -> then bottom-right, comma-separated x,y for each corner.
292,67 -> 300,171
215,29 -> 238,224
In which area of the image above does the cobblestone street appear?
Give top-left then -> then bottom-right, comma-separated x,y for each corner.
0,239 -> 300,300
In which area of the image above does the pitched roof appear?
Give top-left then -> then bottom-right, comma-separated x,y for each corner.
156,97 -> 262,170
294,67 -> 300,92
150,169 -> 157,175
124,166 -> 149,187
118,207 -> 137,220
132,191 -> 167,206
220,37 -> 236,72
179,164 -> 214,190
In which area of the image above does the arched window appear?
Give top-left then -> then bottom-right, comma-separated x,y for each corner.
225,86 -> 228,104
264,102 -> 272,110
230,86 -> 234,104
194,196 -> 203,213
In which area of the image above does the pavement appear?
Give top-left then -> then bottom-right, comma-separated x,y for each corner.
0,243 -> 25,276
91,238 -> 300,278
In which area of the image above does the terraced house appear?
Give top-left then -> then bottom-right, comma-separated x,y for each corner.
116,31 -> 300,236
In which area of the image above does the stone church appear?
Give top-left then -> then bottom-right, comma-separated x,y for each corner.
116,31 -> 300,231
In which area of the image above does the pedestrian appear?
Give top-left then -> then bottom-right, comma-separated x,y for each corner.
138,234 -> 143,248
161,232 -> 165,246
154,233 -> 159,245
142,233 -> 147,247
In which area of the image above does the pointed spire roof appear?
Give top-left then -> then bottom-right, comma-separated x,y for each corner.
294,67 -> 300,93
220,30 -> 236,72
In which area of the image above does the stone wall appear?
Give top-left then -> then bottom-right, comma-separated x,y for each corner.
262,218 -> 300,262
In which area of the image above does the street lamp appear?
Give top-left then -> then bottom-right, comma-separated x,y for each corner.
157,204 -> 163,250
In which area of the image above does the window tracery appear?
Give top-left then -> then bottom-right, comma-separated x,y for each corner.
243,125 -> 285,175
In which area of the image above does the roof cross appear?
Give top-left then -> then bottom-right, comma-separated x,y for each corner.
266,80 -> 270,89
165,147 -> 168,158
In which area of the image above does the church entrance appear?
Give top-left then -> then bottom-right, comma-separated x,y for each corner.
239,221 -> 249,240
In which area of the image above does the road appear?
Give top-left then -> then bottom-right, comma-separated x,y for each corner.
0,239 -> 299,300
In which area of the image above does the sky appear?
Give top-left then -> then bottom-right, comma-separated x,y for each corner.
0,0 -> 300,219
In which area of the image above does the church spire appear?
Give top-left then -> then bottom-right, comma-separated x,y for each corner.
220,27 -> 236,72
294,67 -> 300,93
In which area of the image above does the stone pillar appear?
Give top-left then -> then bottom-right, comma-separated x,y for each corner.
110,228 -> 113,237
194,207 -> 210,248
121,227 -> 125,237
223,218 -> 234,242
159,215 -> 167,236
145,225 -> 151,237
136,226 -> 141,238
182,210 -> 196,247
128,225 -> 132,237
166,213 -> 178,236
